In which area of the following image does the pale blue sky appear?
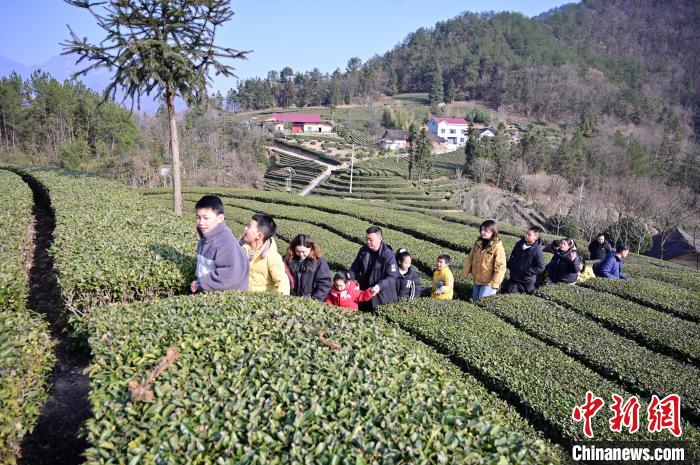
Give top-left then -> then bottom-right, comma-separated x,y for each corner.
0,0 -> 573,92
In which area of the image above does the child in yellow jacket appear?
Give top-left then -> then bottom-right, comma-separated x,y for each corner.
432,254 -> 454,300
241,213 -> 290,295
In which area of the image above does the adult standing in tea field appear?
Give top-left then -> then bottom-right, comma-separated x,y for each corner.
546,237 -> 581,285
588,233 -> 613,261
462,220 -> 507,301
283,234 -> 332,301
349,226 -> 399,311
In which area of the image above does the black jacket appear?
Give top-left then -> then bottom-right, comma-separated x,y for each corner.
507,239 -> 546,285
395,266 -> 422,300
546,248 -> 581,284
349,242 -> 399,309
588,239 -> 612,261
286,257 -> 332,301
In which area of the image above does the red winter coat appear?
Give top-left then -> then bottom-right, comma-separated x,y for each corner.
325,280 -> 374,311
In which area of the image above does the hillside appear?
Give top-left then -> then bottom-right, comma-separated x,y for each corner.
230,0 -> 699,192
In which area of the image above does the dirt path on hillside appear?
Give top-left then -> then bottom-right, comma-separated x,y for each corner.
266,145 -> 349,196
18,174 -> 91,465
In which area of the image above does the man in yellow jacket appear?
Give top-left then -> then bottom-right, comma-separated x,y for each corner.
241,213 -> 290,295
462,220 -> 506,301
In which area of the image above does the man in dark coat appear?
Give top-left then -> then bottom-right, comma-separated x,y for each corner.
588,233 -> 612,261
503,226 -> 546,294
349,226 -> 399,311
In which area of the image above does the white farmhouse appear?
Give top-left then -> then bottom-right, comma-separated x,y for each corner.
428,117 -> 469,149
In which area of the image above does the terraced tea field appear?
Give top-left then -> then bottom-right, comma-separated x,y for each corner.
3,167 -> 699,464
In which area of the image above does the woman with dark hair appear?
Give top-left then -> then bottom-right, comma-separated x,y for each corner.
283,234 -> 332,301
462,220 -> 507,301
545,237 -> 581,285
394,248 -> 422,300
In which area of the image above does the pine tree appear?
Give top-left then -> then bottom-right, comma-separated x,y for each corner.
492,123 -> 510,188
414,127 -> 433,182
407,122 -> 417,180
464,122 -> 478,165
63,0 -> 249,216
428,60 -> 444,107
444,78 -> 456,104
388,68 -> 398,96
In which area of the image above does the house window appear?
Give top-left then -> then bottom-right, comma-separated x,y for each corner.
450,129 -> 456,134
462,129 -> 466,134
440,129 -> 445,134
460,138 -> 464,143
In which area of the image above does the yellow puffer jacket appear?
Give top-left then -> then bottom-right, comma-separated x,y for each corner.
431,267 -> 454,300
242,238 -> 290,295
577,265 -> 596,284
462,237 -> 507,288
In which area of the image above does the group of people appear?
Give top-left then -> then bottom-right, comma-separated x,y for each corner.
191,195 -> 631,310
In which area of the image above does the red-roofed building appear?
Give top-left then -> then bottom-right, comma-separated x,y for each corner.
428,116 -> 469,149
269,113 -> 333,133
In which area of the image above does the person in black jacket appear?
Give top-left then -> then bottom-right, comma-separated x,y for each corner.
349,226 -> 399,311
394,248 -> 422,300
588,233 -> 612,261
546,237 -> 581,284
283,234 -> 332,301
503,226 -> 546,294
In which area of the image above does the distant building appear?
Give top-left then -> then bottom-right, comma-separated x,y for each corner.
427,133 -> 448,153
378,129 -> 408,150
269,113 -> 333,133
478,128 -> 496,139
649,227 -> 699,268
428,117 -> 469,149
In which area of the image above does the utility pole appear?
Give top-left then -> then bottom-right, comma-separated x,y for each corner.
576,181 -> 585,222
349,143 -> 355,194
283,167 -> 296,193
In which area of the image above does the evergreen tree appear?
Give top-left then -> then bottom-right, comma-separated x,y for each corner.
414,127 -> 433,181
388,68 -> 398,96
407,122 -> 418,180
63,0 -> 249,216
428,60 -> 444,107
464,122 -> 478,165
492,122 -> 510,188
444,78 -> 456,104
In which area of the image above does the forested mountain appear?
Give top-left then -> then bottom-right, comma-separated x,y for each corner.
229,0 -> 698,190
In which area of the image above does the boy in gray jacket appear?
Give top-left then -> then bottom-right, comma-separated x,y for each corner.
190,195 -> 249,293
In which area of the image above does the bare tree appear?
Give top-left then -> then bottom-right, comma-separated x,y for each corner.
471,157 -> 495,184
544,174 -> 570,200
520,172 -> 549,203
503,159 -> 528,193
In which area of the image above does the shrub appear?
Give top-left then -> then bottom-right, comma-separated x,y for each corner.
581,277 -> 700,323
85,292 -> 559,464
478,293 -> 700,420
18,168 -> 196,334
379,298 -> 700,446
536,285 -> 700,365
0,169 -> 55,464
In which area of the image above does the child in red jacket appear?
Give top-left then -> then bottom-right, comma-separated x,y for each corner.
325,270 -> 374,311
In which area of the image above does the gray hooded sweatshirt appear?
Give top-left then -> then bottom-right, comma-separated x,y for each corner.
196,222 -> 249,292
